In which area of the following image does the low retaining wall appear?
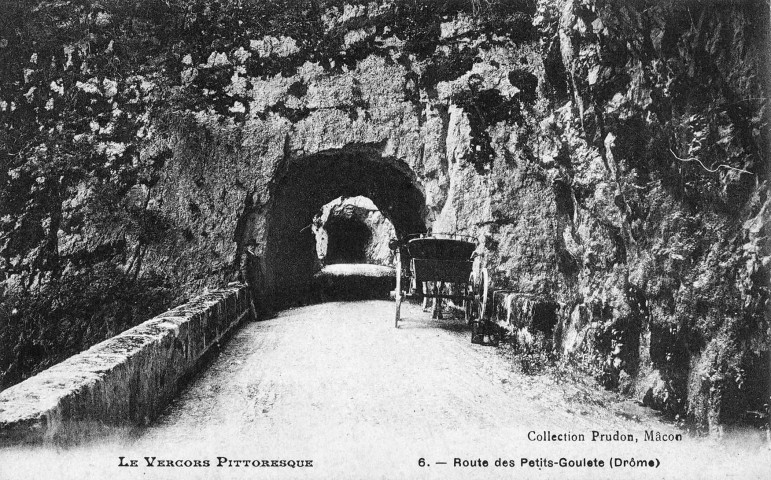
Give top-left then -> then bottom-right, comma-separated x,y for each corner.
0,284 -> 252,444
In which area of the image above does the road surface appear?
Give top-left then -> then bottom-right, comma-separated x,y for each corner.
2,300 -> 768,479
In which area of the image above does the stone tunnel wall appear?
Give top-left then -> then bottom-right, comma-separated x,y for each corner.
0,285 -> 251,444
0,0 -> 769,433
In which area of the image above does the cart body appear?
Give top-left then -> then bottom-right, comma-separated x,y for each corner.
392,234 -> 493,343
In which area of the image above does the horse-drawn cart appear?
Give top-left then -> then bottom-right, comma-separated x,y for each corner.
391,234 -> 494,344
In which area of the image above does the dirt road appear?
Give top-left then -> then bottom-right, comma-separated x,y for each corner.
2,300 -> 768,479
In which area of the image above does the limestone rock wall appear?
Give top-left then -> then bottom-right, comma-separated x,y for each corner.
537,0 -> 770,433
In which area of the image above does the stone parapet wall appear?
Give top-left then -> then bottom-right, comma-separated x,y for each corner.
0,285 -> 251,444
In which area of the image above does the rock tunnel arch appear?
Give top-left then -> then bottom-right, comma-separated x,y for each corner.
262,146 -> 427,307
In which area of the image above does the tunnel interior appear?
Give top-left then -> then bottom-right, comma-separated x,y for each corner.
262,147 -> 426,307
324,214 -> 371,264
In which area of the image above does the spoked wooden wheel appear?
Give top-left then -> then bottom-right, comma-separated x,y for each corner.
465,272 -> 477,325
470,267 -> 489,343
394,293 -> 403,328
394,249 -> 403,328
477,267 -> 489,321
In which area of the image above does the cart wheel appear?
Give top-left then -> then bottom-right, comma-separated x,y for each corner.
477,267 -> 489,321
394,293 -> 403,328
465,272 -> 477,325
470,268 -> 489,344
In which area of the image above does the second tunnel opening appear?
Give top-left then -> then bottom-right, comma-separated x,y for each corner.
252,146 -> 428,308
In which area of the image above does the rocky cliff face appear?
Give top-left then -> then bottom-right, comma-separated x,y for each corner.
536,0 -> 770,434
1,0 -> 768,432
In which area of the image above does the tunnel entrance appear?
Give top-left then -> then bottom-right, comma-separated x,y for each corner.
258,146 -> 427,307
326,217 -> 372,265
325,215 -> 371,264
